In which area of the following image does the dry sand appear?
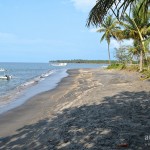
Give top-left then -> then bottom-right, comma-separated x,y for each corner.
0,68 -> 150,149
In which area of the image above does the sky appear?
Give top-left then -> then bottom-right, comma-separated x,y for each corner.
0,0 -> 130,63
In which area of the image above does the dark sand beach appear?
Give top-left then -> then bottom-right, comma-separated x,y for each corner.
0,69 -> 150,149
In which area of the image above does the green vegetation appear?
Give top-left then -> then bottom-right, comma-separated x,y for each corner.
107,63 -> 139,71
97,16 -> 120,64
49,59 -> 117,64
114,45 -> 133,64
114,0 -> 150,71
86,0 -> 149,26
141,70 -> 150,79
86,0 -> 150,79
107,63 -> 126,70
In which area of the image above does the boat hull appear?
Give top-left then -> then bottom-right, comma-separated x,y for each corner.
51,63 -> 67,67
0,76 -> 12,80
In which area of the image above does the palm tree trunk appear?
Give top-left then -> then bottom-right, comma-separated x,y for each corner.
132,19 -> 145,72
139,50 -> 143,72
108,43 -> 111,64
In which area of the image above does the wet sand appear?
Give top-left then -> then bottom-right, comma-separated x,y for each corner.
0,68 -> 150,149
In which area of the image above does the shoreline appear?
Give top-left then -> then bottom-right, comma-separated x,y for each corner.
0,69 -> 78,137
0,69 -> 68,115
0,68 -> 150,149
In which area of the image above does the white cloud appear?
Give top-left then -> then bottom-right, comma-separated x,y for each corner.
71,0 -> 96,12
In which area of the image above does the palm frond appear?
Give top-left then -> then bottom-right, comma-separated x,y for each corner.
86,0 -> 115,27
97,28 -> 106,33
100,33 -> 106,42
86,0 -> 150,27
138,0 -> 150,21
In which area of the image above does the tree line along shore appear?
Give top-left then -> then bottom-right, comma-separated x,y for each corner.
49,60 -> 116,64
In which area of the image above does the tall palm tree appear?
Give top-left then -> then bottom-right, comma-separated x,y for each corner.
86,0 -> 150,27
115,0 -> 150,71
97,16 -> 120,64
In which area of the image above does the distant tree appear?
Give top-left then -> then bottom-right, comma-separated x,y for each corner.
128,43 -> 140,62
115,45 -> 132,63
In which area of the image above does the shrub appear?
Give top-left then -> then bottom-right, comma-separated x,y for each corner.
107,63 -> 126,70
126,64 -> 139,71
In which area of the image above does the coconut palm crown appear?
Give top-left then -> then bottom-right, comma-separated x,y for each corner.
87,0 -> 150,27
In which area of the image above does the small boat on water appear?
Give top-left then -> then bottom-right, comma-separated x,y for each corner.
0,68 -> 12,80
50,63 -> 67,67
0,75 -> 12,80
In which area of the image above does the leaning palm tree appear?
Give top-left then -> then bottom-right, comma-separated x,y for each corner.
87,0 -> 150,27
97,15 -> 120,64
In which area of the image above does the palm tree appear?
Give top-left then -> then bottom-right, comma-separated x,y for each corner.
86,0 -> 150,27
114,0 -> 150,71
97,16 -> 120,64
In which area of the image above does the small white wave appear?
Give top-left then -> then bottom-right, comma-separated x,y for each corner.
40,70 -> 55,78
20,70 -> 55,88
21,80 -> 35,87
0,69 -> 56,111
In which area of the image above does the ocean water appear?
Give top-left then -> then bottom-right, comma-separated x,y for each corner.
0,62 -> 107,114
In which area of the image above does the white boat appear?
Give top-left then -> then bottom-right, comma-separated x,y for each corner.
0,76 -> 12,80
0,68 -> 12,80
51,63 -> 67,67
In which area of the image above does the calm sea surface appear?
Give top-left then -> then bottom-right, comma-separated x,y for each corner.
0,62 -> 107,114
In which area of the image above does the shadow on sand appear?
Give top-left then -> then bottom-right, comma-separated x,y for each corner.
0,91 -> 150,150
